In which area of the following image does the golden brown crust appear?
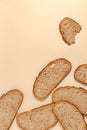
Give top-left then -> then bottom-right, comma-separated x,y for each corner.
52,86 -> 87,99
33,58 -> 72,100
74,64 -> 87,85
0,89 -> 24,100
16,103 -> 58,130
53,100 -> 84,116
52,86 -> 87,101
52,86 -> 87,115
0,89 -> 24,130
17,116 -> 57,130
52,101 -> 87,129
59,17 -> 82,45
17,119 -> 57,130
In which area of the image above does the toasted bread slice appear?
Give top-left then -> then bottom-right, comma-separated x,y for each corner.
52,86 -> 87,115
74,64 -> 87,85
16,103 -> 58,130
0,89 -> 23,130
33,58 -> 72,100
53,101 -> 87,130
59,17 -> 82,45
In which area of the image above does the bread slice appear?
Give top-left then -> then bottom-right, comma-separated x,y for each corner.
52,86 -> 87,115
74,64 -> 87,85
16,103 -> 58,130
0,89 -> 23,130
59,17 -> 82,45
53,101 -> 87,130
33,58 -> 72,100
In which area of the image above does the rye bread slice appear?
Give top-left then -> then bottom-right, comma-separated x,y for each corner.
53,101 -> 87,130
59,17 -> 82,45
0,89 -> 23,130
52,86 -> 87,115
74,64 -> 87,85
16,103 -> 57,130
33,58 -> 72,100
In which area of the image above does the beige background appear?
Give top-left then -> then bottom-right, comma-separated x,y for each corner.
0,0 -> 87,129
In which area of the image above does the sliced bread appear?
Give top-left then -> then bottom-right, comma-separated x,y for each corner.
52,86 -> 87,115
59,17 -> 82,45
0,89 -> 23,130
16,103 -> 58,130
53,101 -> 87,130
74,64 -> 87,85
33,58 -> 72,100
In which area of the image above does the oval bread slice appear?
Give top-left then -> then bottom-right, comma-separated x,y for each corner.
59,17 -> 82,45
33,58 -> 72,100
53,101 -> 87,130
0,89 -> 23,130
52,86 -> 87,115
74,64 -> 87,85
16,104 -> 58,130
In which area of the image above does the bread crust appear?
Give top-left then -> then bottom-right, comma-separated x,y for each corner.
53,100 -> 86,119
16,103 -> 58,130
59,17 -> 82,45
53,101 -> 87,130
0,89 -> 24,130
33,58 -> 72,100
52,86 -> 87,102
52,86 -> 87,115
74,64 -> 87,85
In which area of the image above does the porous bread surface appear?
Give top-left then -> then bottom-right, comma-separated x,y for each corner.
74,64 -> 87,85
53,101 -> 87,130
59,17 -> 82,45
52,86 -> 87,115
17,104 -> 57,130
0,89 -> 23,130
33,58 -> 71,100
